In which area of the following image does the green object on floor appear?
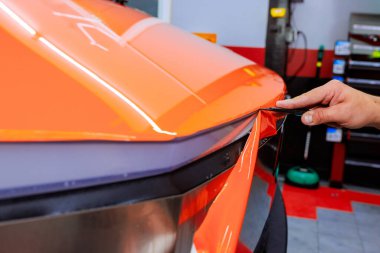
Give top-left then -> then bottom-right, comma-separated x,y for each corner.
286,166 -> 320,189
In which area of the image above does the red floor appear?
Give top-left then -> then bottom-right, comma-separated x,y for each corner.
283,184 -> 380,219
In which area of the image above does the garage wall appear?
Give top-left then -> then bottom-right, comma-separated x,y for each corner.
291,0 -> 380,50
170,0 -> 380,77
171,0 -> 269,48
289,0 -> 380,77
171,0 -> 380,50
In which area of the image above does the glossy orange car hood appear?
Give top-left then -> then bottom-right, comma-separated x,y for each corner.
0,0 -> 285,142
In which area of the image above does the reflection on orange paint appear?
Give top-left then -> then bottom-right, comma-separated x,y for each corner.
179,170 -> 232,225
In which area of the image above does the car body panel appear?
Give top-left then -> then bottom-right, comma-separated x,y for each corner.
0,0 -> 285,142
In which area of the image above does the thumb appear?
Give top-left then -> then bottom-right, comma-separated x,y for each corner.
301,107 -> 338,126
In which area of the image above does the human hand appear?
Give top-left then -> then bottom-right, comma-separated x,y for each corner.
276,80 -> 380,129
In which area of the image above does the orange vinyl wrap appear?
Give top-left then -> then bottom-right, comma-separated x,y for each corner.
0,0 -> 285,142
192,111 -> 279,253
178,111 -> 283,228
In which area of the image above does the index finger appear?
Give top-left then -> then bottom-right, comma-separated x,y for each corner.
276,81 -> 337,109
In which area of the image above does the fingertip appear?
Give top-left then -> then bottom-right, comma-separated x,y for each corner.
276,100 -> 292,108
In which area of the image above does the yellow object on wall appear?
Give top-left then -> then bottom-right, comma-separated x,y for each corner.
270,8 -> 287,18
193,33 -> 217,43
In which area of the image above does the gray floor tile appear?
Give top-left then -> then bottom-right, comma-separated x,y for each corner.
287,217 -> 318,253
318,219 -> 359,239
355,211 -> 380,225
356,224 -> 380,241
361,239 -> 380,253
354,203 -> 380,253
319,233 -> 364,253
317,209 -> 360,239
318,208 -> 356,224
361,237 -> 380,253
317,208 -> 365,253
288,217 -> 318,233
353,202 -> 380,215
355,214 -> 380,234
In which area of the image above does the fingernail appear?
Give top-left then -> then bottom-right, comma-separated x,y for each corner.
304,113 -> 313,124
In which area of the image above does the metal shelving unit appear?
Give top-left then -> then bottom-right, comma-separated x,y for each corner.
330,13 -> 380,188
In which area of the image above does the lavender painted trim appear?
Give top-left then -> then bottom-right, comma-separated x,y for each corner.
0,116 -> 256,200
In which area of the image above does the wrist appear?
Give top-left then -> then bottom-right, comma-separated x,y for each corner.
369,96 -> 380,129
